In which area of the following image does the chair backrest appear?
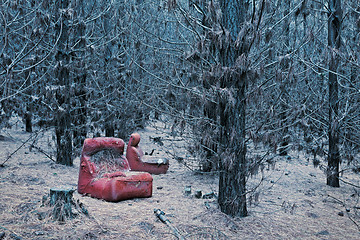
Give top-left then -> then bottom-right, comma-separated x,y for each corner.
126,133 -> 169,174
80,137 -> 130,177
129,133 -> 140,147
128,133 -> 144,158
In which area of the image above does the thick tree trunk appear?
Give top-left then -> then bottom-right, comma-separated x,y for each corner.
56,108 -> 73,166
218,73 -> 247,217
55,0 -> 72,166
218,0 -> 248,217
327,0 -> 341,187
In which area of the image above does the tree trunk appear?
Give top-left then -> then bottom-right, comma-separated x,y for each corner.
24,64 -> 33,133
218,72 -> 247,217
279,0 -> 291,156
201,98 -> 218,172
327,0 -> 342,187
23,8 -> 34,134
24,111 -> 32,133
105,122 -> 115,137
72,1 -> 87,147
103,8 -> 115,137
55,0 -> 73,166
218,0 -> 248,217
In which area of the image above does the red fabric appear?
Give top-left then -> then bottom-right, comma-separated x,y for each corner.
126,133 -> 169,175
77,137 -> 152,202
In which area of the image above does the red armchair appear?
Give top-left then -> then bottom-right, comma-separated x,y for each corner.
77,137 -> 153,202
126,133 -> 169,175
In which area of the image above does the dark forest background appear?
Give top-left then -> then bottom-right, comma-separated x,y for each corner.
1,0 -> 359,217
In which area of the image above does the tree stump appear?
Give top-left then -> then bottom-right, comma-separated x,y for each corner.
49,188 -> 75,221
39,188 -> 88,222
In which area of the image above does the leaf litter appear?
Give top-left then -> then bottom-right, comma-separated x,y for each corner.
0,120 -> 359,239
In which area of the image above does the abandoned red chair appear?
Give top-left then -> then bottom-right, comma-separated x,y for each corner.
126,133 -> 169,175
77,137 -> 153,202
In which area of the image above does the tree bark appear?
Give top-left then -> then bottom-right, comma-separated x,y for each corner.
103,8 -> 115,137
218,0 -> 248,217
327,0 -> 342,187
55,0 -> 73,166
72,0 -> 87,147
201,100 -> 218,172
279,0 -> 291,156
218,72 -> 247,217
24,63 -> 33,133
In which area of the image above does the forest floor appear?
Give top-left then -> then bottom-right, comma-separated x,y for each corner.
0,118 -> 360,240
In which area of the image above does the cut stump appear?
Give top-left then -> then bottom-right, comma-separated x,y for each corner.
49,188 -> 76,221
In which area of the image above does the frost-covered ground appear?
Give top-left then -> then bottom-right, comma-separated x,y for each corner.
0,120 -> 359,239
